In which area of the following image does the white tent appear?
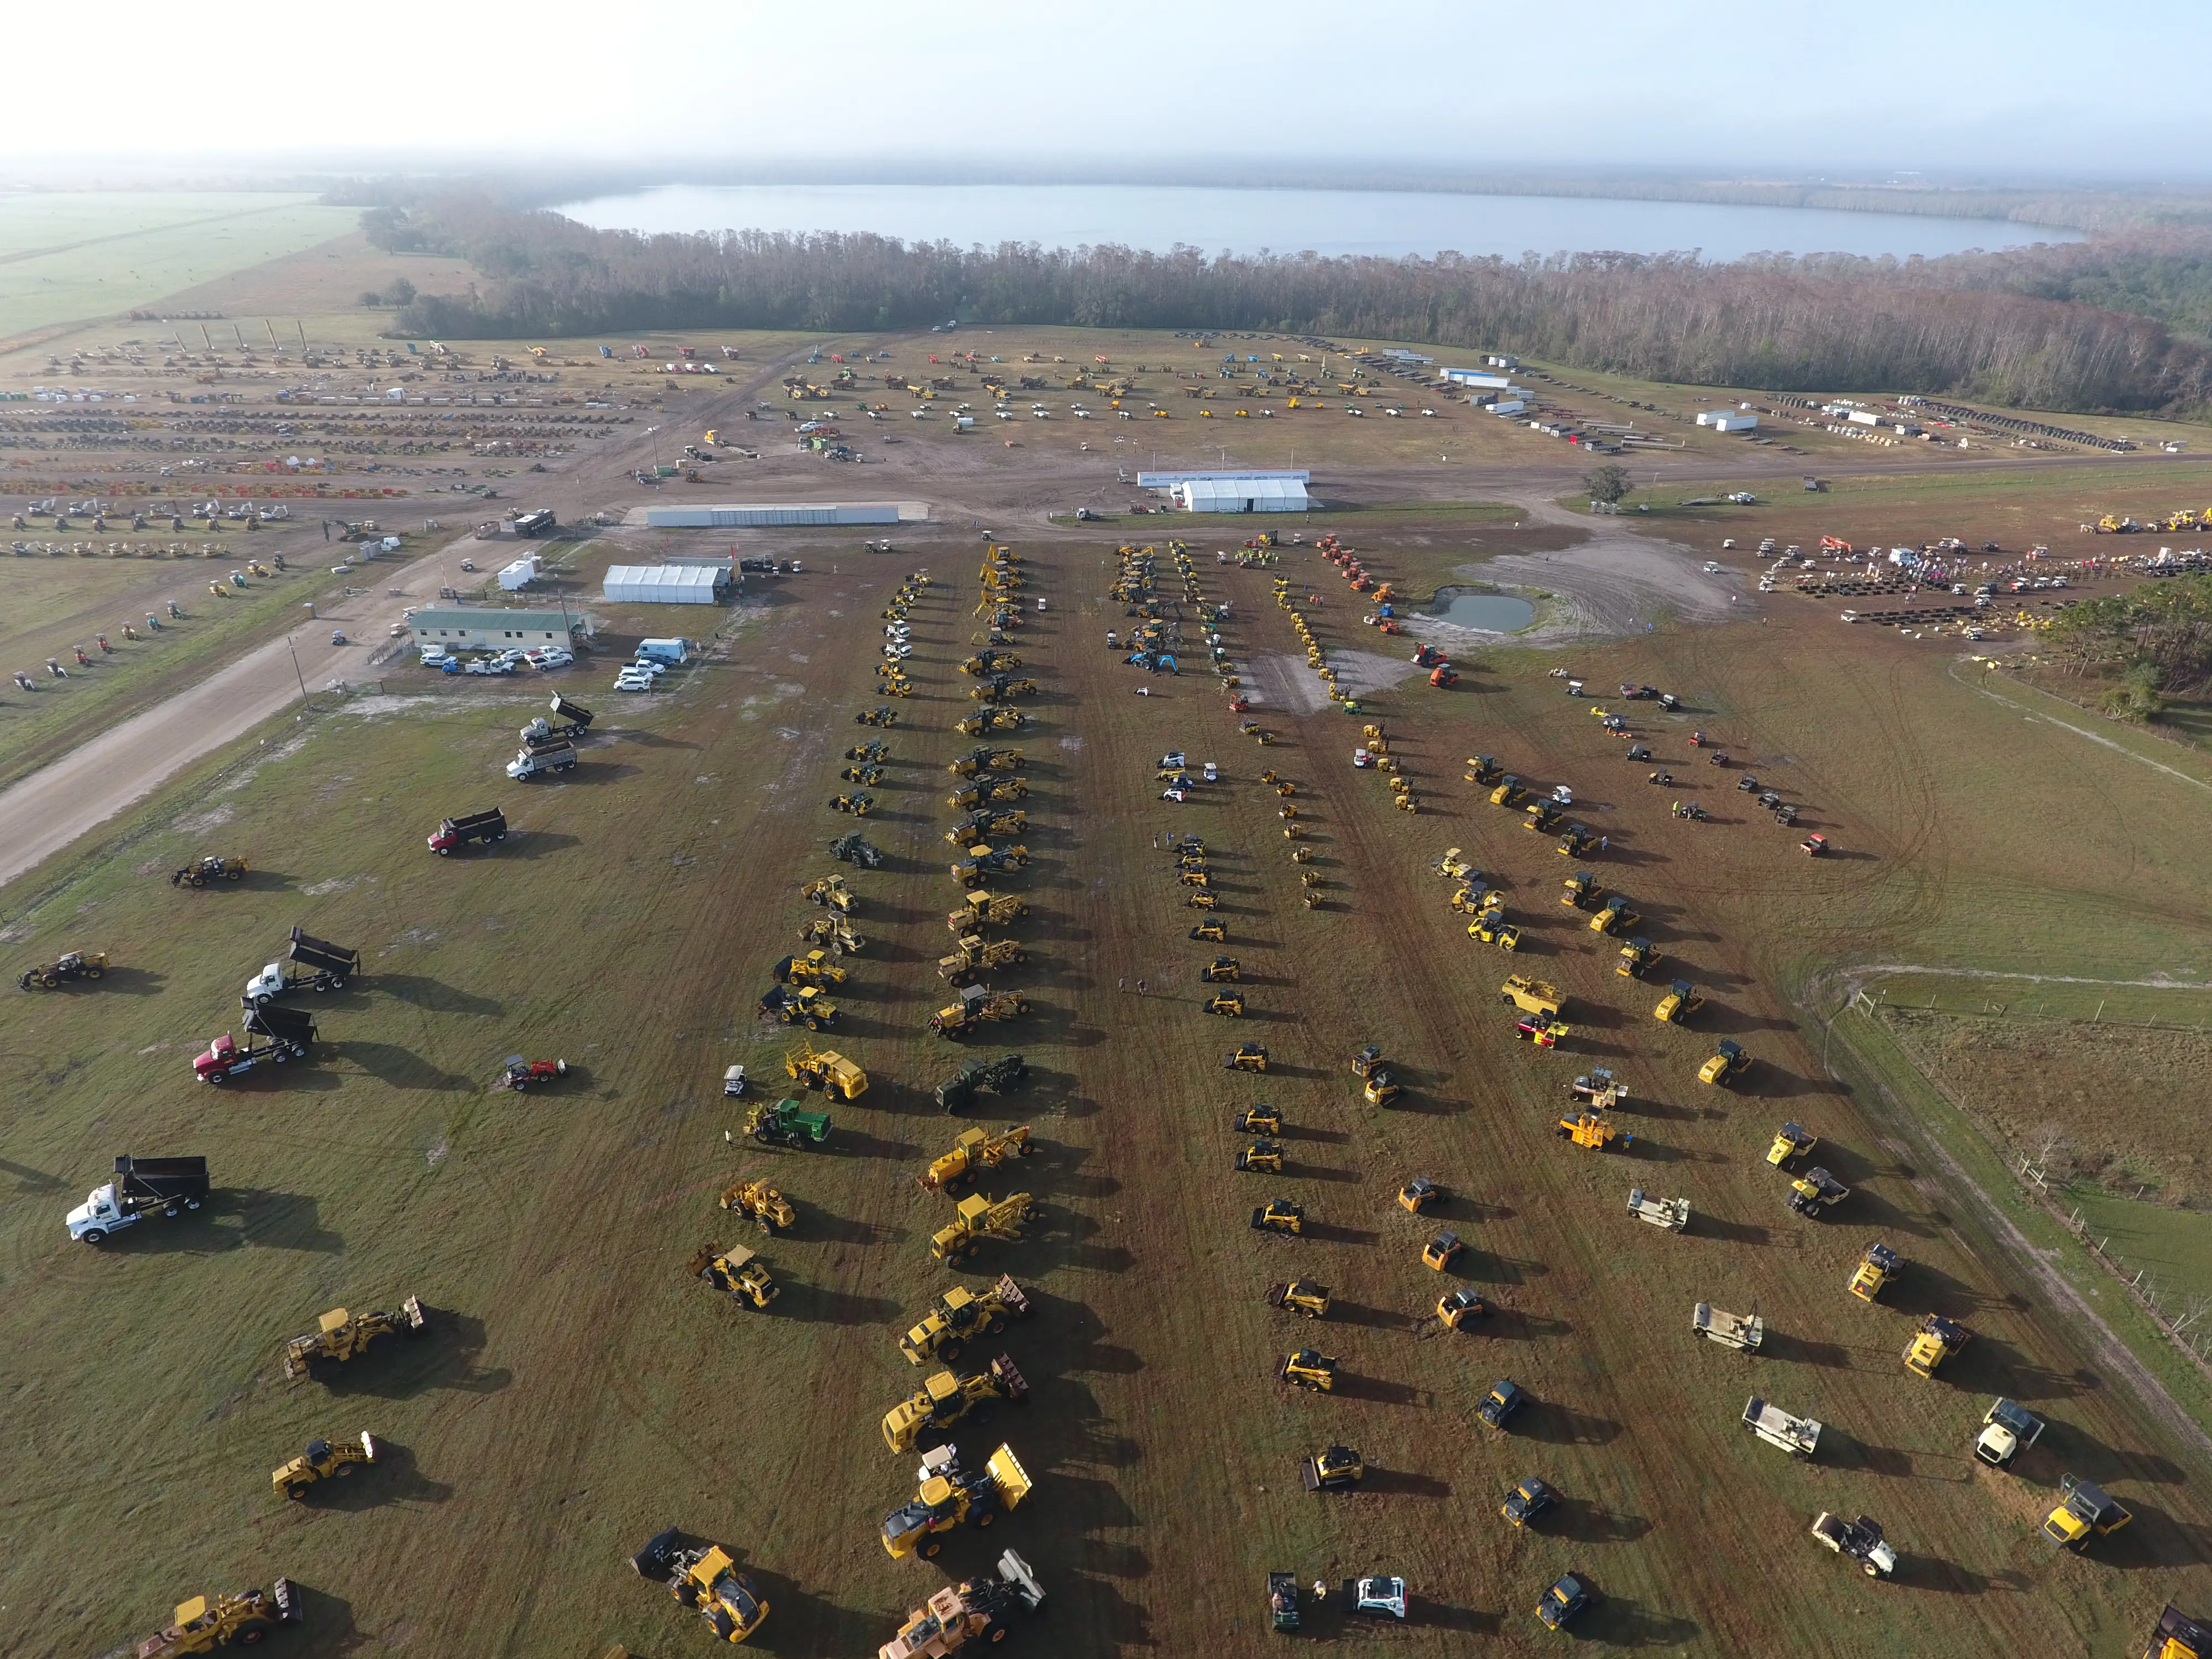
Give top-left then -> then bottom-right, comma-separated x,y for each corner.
602,564 -> 727,604
1175,477 -> 1310,513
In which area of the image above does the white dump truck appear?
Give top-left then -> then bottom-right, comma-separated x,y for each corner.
507,739 -> 577,780
244,927 -> 359,1008
67,1155 -> 210,1242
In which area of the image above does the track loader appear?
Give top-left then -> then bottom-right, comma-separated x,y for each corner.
881,1441 -> 1033,1558
132,1580 -> 300,1654
1302,1444 -> 1363,1491
1439,1286 -> 1491,1328
281,1296 -> 426,1379
273,1432 -> 377,1499
882,1354 -> 1031,1452
1206,990 -> 1246,1017
931,1191 -> 1044,1262
1190,917 -> 1228,943
920,1125 -> 1035,1191
718,1176 -> 796,1233
1200,956 -> 1241,982
690,1242 -> 780,1309
901,1275 -> 1032,1364
631,1527 -> 769,1644
1236,1139 -> 1285,1173
1224,1043 -> 1267,1072
1266,1279 -> 1329,1318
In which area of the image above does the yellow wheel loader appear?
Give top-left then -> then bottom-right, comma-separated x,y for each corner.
281,1296 -> 426,1380
273,1432 -> 377,1500
689,1243 -> 779,1309
883,1354 -> 1030,1452
718,1176 -> 797,1233
131,1580 -> 300,1654
785,1044 -> 868,1099
632,1528 -> 769,1644
900,1275 -> 1032,1364
880,1441 -> 1034,1559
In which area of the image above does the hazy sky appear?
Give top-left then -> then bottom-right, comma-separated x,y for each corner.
13,0 -> 2209,179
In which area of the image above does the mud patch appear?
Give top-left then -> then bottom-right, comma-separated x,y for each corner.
301,875 -> 369,896
174,802 -> 236,834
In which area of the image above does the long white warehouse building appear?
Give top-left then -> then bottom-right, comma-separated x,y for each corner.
1175,477 -> 1310,513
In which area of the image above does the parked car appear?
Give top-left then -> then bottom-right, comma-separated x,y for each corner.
626,658 -> 667,677
614,672 -> 658,692
528,648 -> 574,670
420,651 -> 455,670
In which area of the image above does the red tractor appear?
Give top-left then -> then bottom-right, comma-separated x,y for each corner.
1412,644 -> 1446,667
1430,665 -> 1460,688
498,1055 -> 569,1091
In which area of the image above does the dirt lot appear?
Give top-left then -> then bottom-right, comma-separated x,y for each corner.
2,522 -> 2210,1658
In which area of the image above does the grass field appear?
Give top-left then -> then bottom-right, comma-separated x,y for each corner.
3,527 -> 2210,1657
0,193 -> 357,342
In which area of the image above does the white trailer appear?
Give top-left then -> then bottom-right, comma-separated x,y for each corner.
1694,1303 -> 1764,1350
1626,1189 -> 1689,1232
1744,1395 -> 1820,1458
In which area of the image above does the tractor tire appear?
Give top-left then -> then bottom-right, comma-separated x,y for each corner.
328,978 -> 346,990
226,869 -> 243,880
977,1509 -> 995,1528
924,1540 -> 943,1558
235,1620 -> 271,1644
990,1629 -> 1008,1644
39,974 -> 56,988
189,874 -> 206,887
940,1339 -> 963,1360
969,1401 -> 999,1427
83,966 -> 101,979
985,1317 -> 1006,1335
335,1462 -> 356,1478
285,1480 -> 314,1501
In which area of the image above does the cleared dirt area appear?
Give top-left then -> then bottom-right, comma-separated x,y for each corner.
3,523 -> 2210,1658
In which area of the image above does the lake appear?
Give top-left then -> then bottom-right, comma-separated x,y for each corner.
556,183 -> 2075,263
1433,589 -> 1537,632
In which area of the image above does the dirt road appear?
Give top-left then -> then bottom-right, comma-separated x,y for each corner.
0,549 -> 458,890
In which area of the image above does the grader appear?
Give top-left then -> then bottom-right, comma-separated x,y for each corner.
930,1191 -> 1044,1262
932,984 -> 1031,1037
919,1125 -> 1035,1192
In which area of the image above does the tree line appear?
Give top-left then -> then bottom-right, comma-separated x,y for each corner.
2046,573 -> 2212,719
361,195 -> 2212,413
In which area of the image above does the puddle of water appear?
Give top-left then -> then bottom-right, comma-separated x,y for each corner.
1433,588 -> 1535,631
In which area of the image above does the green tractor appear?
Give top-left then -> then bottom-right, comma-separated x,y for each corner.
747,1098 -> 832,1149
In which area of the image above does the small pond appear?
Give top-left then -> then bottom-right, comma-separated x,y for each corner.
1432,588 -> 1536,632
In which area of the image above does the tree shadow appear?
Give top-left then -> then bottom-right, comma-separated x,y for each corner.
375,974 -> 504,1016
330,1041 -> 476,1092
1331,1298 -> 1417,1332
774,1281 -> 901,1325
1303,1222 -> 1381,1247
319,1306 -> 512,1400
0,1157 -> 65,1192
1696,1215 -> 1772,1246
1552,1496 -> 1654,1544
819,1130 -> 922,1162
802,1207 -> 904,1248
1579,1592 -> 1702,1647
289,1434 -> 455,1511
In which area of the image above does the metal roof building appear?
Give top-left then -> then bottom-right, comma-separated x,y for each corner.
645,501 -> 899,528
1174,477 -> 1310,513
602,564 -> 729,604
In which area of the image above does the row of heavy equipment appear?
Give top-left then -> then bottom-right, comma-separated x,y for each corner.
1394,632 -> 2184,1625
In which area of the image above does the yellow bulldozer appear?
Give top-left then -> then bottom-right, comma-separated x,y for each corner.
919,1124 -> 1035,1192
131,1580 -> 300,1654
785,1044 -> 868,1100
273,1431 -> 378,1500
281,1296 -> 426,1379
931,1191 -> 1044,1262
718,1175 -> 797,1233
882,1354 -> 1031,1452
900,1274 -> 1032,1364
881,1441 -> 1034,1559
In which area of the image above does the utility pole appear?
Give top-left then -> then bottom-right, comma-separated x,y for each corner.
285,631 -> 312,711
